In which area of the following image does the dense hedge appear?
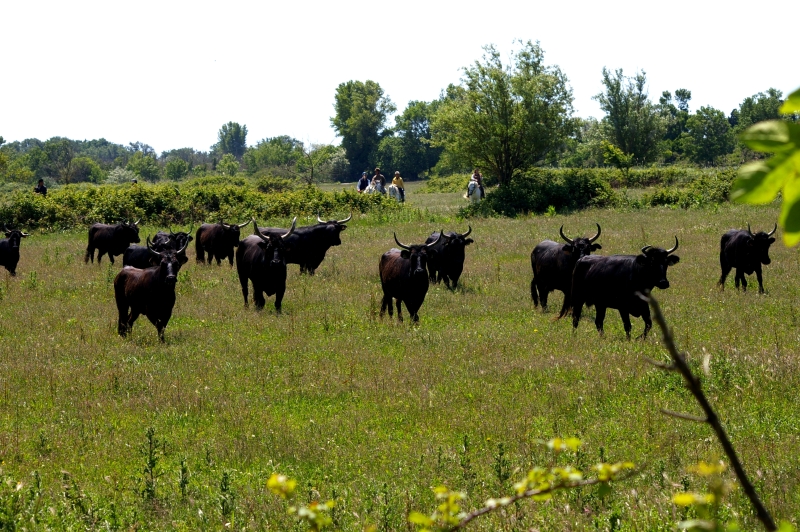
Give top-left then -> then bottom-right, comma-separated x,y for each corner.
639,169 -> 736,208
0,182 -> 400,231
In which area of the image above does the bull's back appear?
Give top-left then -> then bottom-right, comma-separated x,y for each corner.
573,255 -> 638,307
379,250 -> 409,286
720,230 -> 750,265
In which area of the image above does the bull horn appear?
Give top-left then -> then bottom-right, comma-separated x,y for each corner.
559,225 -> 574,245
176,239 -> 189,256
589,223 -> 601,243
426,231 -> 443,248
317,213 -> 326,224
394,233 -> 411,251
237,221 -> 249,228
641,245 -> 651,254
282,217 -> 297,239
134,219 -> 140,225
146,236 -> 163,258
252,219 -> 270,243
460,225 -> 472,238
767,223 -> 777,237
666,236 -> 679,254
747,223 -> 754,237
21,232 -> 29,237
337,212 -> 352,224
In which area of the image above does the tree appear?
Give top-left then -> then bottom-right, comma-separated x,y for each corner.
296,144 -> 338,185
164,158 -> 190,181
126,151 -> 161,182
430,41 -> 574,186
43,138 -> 76,184
658,89 -> 692,161
217,153 -> 239,176
71,156 -> 105,183
730,88 -> 784,130
216,122 -> 248,158
331,80 -> 396,173
683,106 -> 734,165
378,100 -> 443,178
594,68 -> 664,164
243,136 -> 304,175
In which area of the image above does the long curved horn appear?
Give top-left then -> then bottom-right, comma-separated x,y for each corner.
394,233 -> 411,251
21,232 -> 29,237
176,239 -> 189,256
237,221 -> 249,228
134,219 -> 140,225
460,225 -> 472,238
589,223 -> 601,243
767,223 -> 777,237
426,231 -> 443,248
337,212 -> 352,224
252,219 -> 270,243
282,217 -> 297,239
747,223 -> 754,237
666,236 -> 679,254
641,245 -> 651,254
146,236 -> 163,258
559,225 -> 574,245
317,213 -> 326,224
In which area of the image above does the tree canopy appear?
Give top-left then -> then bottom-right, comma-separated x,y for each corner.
216,122 -> 248,159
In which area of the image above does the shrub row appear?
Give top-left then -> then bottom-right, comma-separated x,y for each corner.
0,182 -> 401,231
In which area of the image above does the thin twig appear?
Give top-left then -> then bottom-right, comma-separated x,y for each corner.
644,357 -> 677,371
642,292 -> 777,532
660,409 -> 707,423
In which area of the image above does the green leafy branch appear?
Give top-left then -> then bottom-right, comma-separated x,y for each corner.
409,438 -> 634,531
732,87 -> 800,245
267,473 -> 334,531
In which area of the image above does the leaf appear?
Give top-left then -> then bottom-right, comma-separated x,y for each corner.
732,155 -> 791,204
408,512 -> 434,526
779,156 -> 800,246
672,492 -> 698,506
778,521 -> 797,532
597,482 -> 612,499
780,87 -> 800,115
740,121 -> 797,153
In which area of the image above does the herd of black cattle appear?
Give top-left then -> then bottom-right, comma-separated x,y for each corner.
0,216 -> 778,342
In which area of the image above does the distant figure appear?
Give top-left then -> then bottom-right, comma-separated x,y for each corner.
131,178 -> 138,185
371,167 -> 386,194
357,172 -> 369,193
392,171 -> 405,202
466,169 -> 484,202
33,179 -> 47,196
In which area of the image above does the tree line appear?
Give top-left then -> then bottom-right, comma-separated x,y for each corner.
0,40 -> 795,188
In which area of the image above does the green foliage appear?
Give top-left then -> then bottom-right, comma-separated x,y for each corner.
217,153 -> 239,177
595,68 -> 664,164
378,100 -> 443,178
331,80 -> 396,172
684,106 -> 735,165
601,140 -> 633,176
731,86 -> 800,245
126,151 -> 161,182
164,158 -> 190,181
139,427 -> 163,501
43,138 -> 77,184
430,40 -> 574,186
215,122 -> 248,158
419,174 -> 471,194
268,473 -> 334,531
461,168 -> 618,216
243,135 -> 304,174
255,174 -> 297,193
106,167 -> 137,184
71,156 -> 106,183
642,169 -> 737,208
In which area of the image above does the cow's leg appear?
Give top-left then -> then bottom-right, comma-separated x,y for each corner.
85,245 -> 95,264
308,267 -> 316,276
214,253 -> 221,266
571,300 -> 583,330
108,253 -> 115,265
718,261 -> 732,290
253,286 -> 266,310
380,293 -> 390,318
619,310 -> 632,340
396,299 -> 403,322
539,287 -> 549,311
196,243 -> 205,263
97,251 -> 103,264
429,266 -> 437,284
443,275 -> 451,289
557,292 -> 570,319
228,252 -> 234,266
594,306 -> 606,335
240,278 -> 249,307
274,290 -> 284,314
755,265 -> 765,294
116,302 -> 129,337
127,310 -> 140,333
639,308 -> 653,339
530,279 -> 539,306
740,272 -> 748,292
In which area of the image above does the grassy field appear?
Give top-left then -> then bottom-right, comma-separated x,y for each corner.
0,190 -> 798,530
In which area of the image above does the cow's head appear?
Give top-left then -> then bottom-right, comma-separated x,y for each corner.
637,237 -> 680,290
220,220 -> 249,246
559,223 -> 601,259
747,223 -> 777,265
147,235 -> 188,285
440,226 -> 474,254
120,219 -> 141,244
253,217 -> 296,265
394,231 -> 442,277
3,227 -> 29,249
317,212 -> 352,246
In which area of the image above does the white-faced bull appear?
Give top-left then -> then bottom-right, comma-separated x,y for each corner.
85,220 -> 140,264
259,213 -> 351,275
124,227 -> 193,269
379,232 -> 442,322
236,218 -> 296,312
425,226 -> 473,288
195,220 -> 248,265
718,223 -> 777,293
563,237 -> 679,339
114,237 -> 189,342
0,226 -> 30,276
531,224 -> 601,314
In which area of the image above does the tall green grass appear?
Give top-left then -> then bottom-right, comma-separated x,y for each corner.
0,200 -> 797,530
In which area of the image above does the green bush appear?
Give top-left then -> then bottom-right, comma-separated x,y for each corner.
641,169 -> 736,208
419,174 -> 471,194
255,175 -> 297,194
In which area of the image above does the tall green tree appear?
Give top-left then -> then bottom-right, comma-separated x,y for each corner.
683,106 -> 734,165
126,151 -> 161,182
430,41 -> 574,186
379,100 -> 443,178
216,122 -> 248,158
43,138 -> 76,184
729,88 -> 784,130
594,68 -> 664,164
330,80 -> 396,173
164,158 -> 190,181
243,136 -> 304,174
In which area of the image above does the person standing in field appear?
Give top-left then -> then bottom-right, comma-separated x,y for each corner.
33,179 -> 47,196
371,167 -> 386,194
392,171 -> 405,202
357,171 -> 369,193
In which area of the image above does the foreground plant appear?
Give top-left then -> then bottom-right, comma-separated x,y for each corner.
267,473 -> 334,531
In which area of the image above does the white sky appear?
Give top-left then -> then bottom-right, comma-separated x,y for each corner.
2,0 -> 796,155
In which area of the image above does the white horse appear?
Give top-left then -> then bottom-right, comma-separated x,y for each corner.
365,182 -> 385,195
387,184 -> 403,202
465,180 -> 484,203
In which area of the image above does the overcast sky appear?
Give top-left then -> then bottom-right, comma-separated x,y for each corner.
2,0 -> 796,155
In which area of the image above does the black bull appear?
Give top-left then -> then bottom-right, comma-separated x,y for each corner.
379,232 -> 442,322
531,224 -> 601,314
85,220 -> 141,264
260,213 -> 351,275
195,221 -> 249,265
236,218 -> 296,312
0,228 -> 29,276
123,229 -> 193,269
718,224 -> 777,294
114,237 -> 189,342
425,226 -> 473,288
561,238 -> 680,339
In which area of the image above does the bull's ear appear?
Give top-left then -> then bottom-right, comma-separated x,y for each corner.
667,255 -> 680,265
400,250 -> 411,259
563,245 -> 574,254
591,243 -> 601,250
768,237 -> 776,244
257,241 -> 269,250
464,238 -> 474,245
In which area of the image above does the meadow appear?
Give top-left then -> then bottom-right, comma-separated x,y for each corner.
0,184 -> 798,530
